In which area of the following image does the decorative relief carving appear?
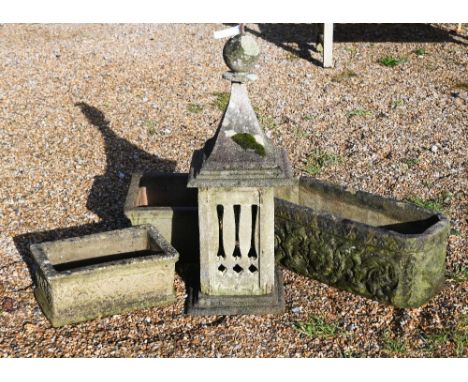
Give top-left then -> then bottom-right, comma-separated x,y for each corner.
274,216 -> 399,303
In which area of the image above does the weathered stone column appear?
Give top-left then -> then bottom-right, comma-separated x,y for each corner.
186,33 -> 293,315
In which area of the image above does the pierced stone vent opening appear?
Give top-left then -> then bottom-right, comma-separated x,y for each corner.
233,204 -> 242,258
248,205 -> 259,259
214,203 -> 260,278
218,264 -> 227,273
248,264 -> 258,273
216,205 -> 225,258
233,264 -> 243,273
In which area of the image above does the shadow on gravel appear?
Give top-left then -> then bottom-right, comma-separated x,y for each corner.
240,23 -> 466,66
13,103 -> 197,295
75,102 -> 177,225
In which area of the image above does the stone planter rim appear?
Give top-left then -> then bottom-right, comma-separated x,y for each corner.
124,172 -> 197,213
291,176 -> 449,240
30,224 -> 179,280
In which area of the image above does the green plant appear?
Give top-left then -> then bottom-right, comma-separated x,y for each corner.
450,267 -> 468,282
187,103 -> 203,114
450,228 -> 461,237
258,114 -> 277,130
347,108 -> 372,118
231,133 -> 265,157
392,98 -> 406,109
293,126 -> 309,139
145,120 -> 157,136
305,149 -> 343,175
423,332 -> 449,355
423,315 -> 467,357
401,157 -> 420,168
286,52 -> 300,61
405,195 -> 444,212
346,46 -> 357,59
293,316 -> 339,338
382,331 -> 406,355
340,349 -> 365,358
331,69 -> 358,83
378,56 -> 407,67
454,315 -> 468,357
211,92 -> 230,111
413,48 -> 426,57
303,114 -> 317,121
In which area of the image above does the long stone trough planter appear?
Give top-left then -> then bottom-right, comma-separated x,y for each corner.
274,177 -> 450,308
124,173 -> 449,308
30,225 -> 179,327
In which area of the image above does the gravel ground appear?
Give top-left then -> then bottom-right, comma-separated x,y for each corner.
0,23 -> 466,357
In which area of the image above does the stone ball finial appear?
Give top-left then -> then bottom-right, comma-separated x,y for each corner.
223,34 -> 260,73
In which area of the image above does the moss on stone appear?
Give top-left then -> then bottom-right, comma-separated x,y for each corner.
231,133 -> 265,157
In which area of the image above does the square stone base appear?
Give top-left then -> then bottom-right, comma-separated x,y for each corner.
186,267 -> 285,315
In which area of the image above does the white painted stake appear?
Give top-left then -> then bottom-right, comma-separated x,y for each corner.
323,23 -> 334,68
214,25 -> 241,39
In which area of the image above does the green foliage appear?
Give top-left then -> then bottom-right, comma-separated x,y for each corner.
450,267 -> 468,282
331,69 -> 358,83
211,92 -> 230,111
424,315 -> 468,357
382,331 -> 406,355
231,133 -> 265,157
413,48 -> 426,57
187,103 -> 203,113
340,349 -> 365,358
303,114 -> 317,121
423,332 -> 449,355
293,316 -> 339,338
454,315 -> 468,357
450,228 -> 461,237
406,196 -> 444,212
305,149 -> 343,175
145,120 -> 157,136
293,126 -> 309,139
286,52 -> 300,61
405,191 -> 452,213
347,108 -> 372,118
258,114 -> 277,130
402,157 -> 420,168
392,98 -> 406,109
378,56 -> 407,67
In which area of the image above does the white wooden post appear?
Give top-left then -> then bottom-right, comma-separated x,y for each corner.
323,23 -> 334,68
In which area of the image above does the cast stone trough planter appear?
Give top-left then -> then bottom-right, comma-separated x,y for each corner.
124,173 -> 450,308
274,177 -> 450,308
30,224 -> 179,327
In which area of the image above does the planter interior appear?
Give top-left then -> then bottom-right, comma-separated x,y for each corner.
44,228 -> 163,272
124,173 -> 199,264
275,178 -> 443,235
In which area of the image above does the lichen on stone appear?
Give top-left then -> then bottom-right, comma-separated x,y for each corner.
231,133 -> 265,157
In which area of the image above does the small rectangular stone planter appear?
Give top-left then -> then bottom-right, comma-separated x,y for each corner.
274,177 -> 450,308
30,225 -> 179,327
124,173 -> 198,263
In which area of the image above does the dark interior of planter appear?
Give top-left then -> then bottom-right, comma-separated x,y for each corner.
276,178 -> 441,235
137,173 -> 197,208
53,249 -> 162,272
299,185 -> 440,234
44,227 -> 165,272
